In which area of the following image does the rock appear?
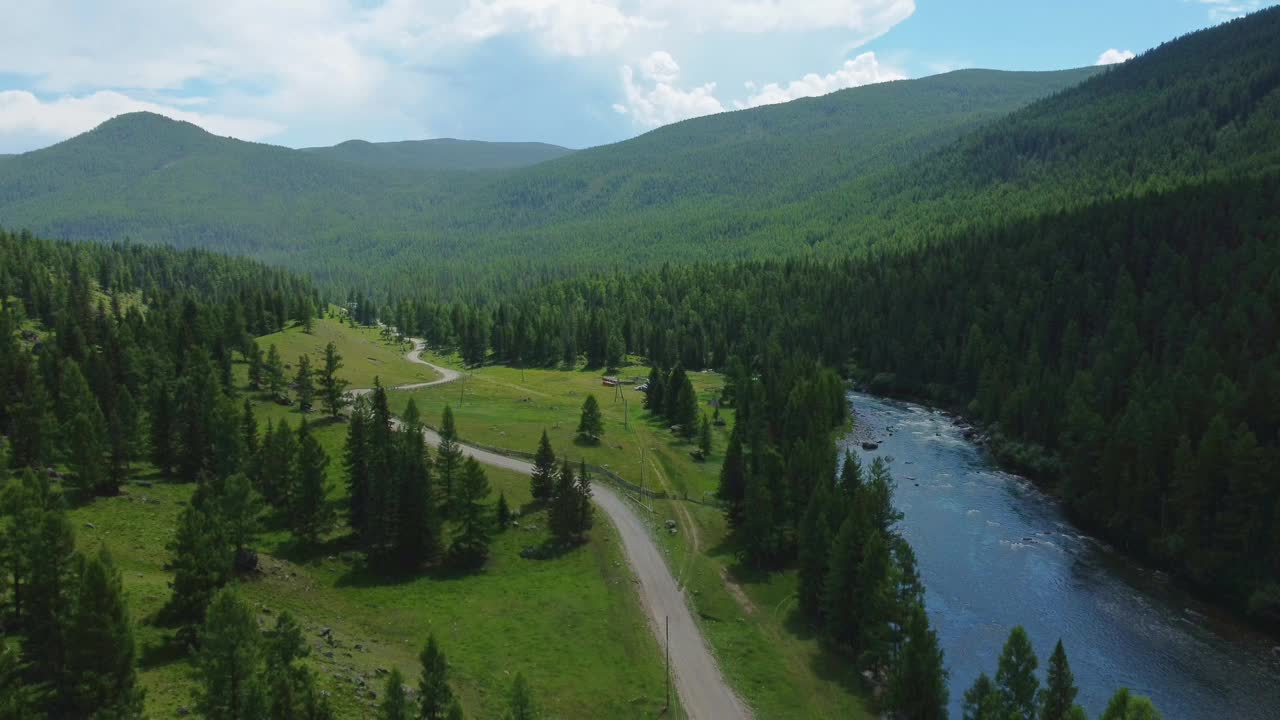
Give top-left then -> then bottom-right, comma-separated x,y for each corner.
665,519 -> 677,530
1272,646 -> 1280,659
135,480 -> 154,488
324,651 -> 334,659
353,643 -> 363,651
367,690 -> 377,700
177,708 -> 190,717
861,441 -> 879,451
84,522 -> 96,530
319,627 -> 333,638
376,667 -> 390,676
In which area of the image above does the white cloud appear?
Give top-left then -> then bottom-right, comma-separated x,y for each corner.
0,90 -> 284,144
616,52 -> 725,128
0,89 -> 284,152
1095,48 -> 1136,66
734,52 -> 904,109
1191,0 -> 1264,22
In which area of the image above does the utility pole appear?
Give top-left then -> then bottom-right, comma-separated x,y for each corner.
666,617 -> 674,715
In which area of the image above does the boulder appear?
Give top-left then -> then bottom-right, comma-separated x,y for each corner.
234,547 -> 259,574
861,441 -> 879,451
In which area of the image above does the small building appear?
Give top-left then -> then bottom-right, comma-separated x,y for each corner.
602,376 -> 620,387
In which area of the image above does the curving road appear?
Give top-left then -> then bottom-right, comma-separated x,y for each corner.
359,340 -> 751,720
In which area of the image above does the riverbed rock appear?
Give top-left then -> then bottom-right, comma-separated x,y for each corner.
861,441 -> 879,451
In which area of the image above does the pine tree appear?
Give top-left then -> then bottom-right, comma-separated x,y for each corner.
19,498 -> 78,698
576,394 -> 604,443
264,344 -> 285,397
529,430 -> 556,501
65,546 -> 145,718
290,419 -> 333,545
381,668 -> 410,720
1041,639 -> 1084,720
417,635 -> 454,720
448,458 -> 492,569
294,354 -> 316,413
995,626 -> 1040,720
437,405 -> 463,516
887,602 -> 947,720
197,588 -> 268,720
319,341 -> 350,418
698,413 -> 713,457
505,673 -> 537,720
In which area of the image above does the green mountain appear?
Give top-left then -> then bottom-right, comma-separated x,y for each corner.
0,7 -> 1277,293
0,67 -> 1098,290
302,137 -> 575,172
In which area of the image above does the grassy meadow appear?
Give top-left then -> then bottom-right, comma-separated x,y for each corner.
64,317 -> 674,719
399,350 -> 873,719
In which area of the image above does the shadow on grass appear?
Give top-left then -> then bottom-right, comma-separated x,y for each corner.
267,531 -> 359,565
138,634 -> 191,670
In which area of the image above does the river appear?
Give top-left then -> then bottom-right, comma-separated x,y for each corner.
845,393 -> 1280,720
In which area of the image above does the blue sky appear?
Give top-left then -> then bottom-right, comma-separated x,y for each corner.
0,0 -> 1274,153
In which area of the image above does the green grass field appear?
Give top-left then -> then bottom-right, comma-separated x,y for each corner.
60,320 -> 675,719
255,316 -> 438,388
398,351 -> 872,719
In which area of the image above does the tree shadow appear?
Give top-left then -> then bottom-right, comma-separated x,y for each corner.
138,634 -> 191,670
572,436 -> 601,448
518,538 -> 585,561
267,532 -> 358,566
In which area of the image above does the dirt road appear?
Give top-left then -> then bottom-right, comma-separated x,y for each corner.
358,340 -> 751,720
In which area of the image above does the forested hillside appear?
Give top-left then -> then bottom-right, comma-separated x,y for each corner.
0,67 -> 1099,294
387,173 -> 1280,627
303,137 -> 575,172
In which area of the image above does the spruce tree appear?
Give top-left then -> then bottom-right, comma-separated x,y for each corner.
529,430 -> 556,501
448,458 -> 492,569
19,498 -> 78,697
240,397 -> 260,481
319,341 -> 350,418
505,673 -> 537,720
264,344 -> 285,397
1041,639 -> 1084,720
65,546 -> 145,718
436,405 -> 463,516
294,354 -> 316,413
823,509 -> 865,651
674,377 -> 699,439
887,602 -> 947,720
258,420 -> 297,509
381,668 -> 410,720
290,420 -> 333,545
797,471 -> 835,622
995,626 -> 1040,720
575,459 -> 594,537
549,460 -> 581,545
738,470 -> 781,567
417,635 -> 454,720
197,588 -> 268,720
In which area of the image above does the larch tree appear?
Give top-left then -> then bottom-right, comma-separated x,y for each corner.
294,354 -> 316,413
417,635 -> 454,720
319,341 -> 350,418
505,673 -> 538,720
994,626 -> 1040,720
264,344 -> 285,397
290,419 -> 334,545
529,430 -> 557,501
436,405 -> 463,515
1041,639 -> 1085,720
63,546 -> 145,718
197,588 -> 268,720
448,458 -> 492,569
576,394 -> 604,443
